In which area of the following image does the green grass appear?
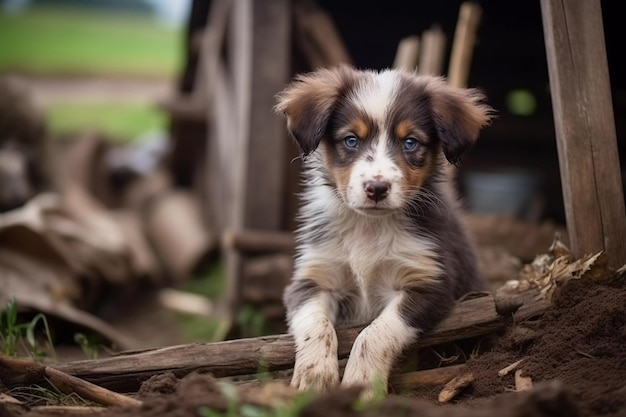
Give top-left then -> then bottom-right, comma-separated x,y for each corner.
46,100 -> 168,142
0,298 -> 55,360
0,5 -> 184,141
171,261 -> 231,343
0,6 -> 183,78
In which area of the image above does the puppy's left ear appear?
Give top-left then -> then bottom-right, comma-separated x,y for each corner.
427,80 -> 494,165
275,65 -> 357,156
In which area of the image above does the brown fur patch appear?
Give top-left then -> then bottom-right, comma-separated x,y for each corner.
329,164 -> 352,197
296,264 -> 352,292
351,119 -> 370,139
398,148 -> 435,195
393,120 -> 425,142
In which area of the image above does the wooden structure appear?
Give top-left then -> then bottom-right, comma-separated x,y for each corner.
163,0 -> 625,334
540,0 -> 626,267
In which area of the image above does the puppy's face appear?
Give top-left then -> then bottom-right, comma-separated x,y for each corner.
276,66 -> 492,215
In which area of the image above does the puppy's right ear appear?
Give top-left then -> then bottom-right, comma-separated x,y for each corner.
275,65 -> 356,156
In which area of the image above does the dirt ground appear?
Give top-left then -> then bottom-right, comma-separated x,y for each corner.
5,274 -> 623,417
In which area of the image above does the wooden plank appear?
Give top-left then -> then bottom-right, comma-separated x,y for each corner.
195,0 -> 232,232
540,0 -> 626,267
447,2 -> 482,88
393,35 -> 420,72
39,293 -> 544,393
218,0 -> 291,321
239,0 -> 291,231
419,25 -> 447,76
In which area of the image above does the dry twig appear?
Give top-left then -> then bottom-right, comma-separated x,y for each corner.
438,372 -> 475,403
498,359 -> 526,377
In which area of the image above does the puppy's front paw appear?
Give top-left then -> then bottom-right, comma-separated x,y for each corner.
291,356 -> 339,392
341,362 -> 387,392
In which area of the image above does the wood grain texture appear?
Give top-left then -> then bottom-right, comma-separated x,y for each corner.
540,0 -> 626,267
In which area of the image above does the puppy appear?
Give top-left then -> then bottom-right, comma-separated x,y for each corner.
276,65 -> 492,395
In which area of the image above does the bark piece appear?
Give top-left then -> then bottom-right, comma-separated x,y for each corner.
515,369 -> 534,391
390,364 -> 466,390
438,372 -> 475,403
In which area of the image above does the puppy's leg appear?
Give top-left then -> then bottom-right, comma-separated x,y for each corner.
341,288 -> 454,396
341,293 -> 414,395
285,280 -> 339,391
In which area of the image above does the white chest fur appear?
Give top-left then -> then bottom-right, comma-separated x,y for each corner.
296,182 -> 442,321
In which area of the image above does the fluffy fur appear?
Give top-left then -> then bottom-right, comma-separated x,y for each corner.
276,65 -> 493,395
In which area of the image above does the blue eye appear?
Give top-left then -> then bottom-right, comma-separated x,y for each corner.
344,135 -> 359,149
403,138 -> 419,151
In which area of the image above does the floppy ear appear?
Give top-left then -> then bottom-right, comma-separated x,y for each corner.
275,65 -> 357,156
426,79 -> 494,165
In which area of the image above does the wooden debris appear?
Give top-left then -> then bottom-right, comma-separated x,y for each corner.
0,392 -> 23,404
390,364 -> 466,390
515,369 -> 534,392
498,358 -> 526,377
438,372 -> 475,403
511,236 -> 607,301
1,289 -> 553,396
0,356 -> 141,408
45,367 -> 142,408
17,292 -> 549,393
29,406 -> 107,415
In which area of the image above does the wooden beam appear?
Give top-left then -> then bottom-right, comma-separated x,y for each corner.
540,0 -> 626,267
21,292 -> 549,393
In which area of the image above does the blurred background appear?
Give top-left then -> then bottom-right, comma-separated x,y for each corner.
0,0 -> 624,360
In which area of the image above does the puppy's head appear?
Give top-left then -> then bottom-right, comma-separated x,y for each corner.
276,65 -> 493,215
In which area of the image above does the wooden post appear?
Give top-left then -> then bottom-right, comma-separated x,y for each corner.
219,0 -> 290,319
419,25 -> 447,76
540,0 -> 626,267
238,0 -> 290,231
447,2 -> 482,88
393,35 -> 420,72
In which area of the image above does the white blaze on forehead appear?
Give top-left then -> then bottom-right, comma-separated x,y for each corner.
351,69 -> 399,123
343,70 -> 406,210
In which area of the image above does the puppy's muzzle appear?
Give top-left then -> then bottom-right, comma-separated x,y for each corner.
364,180 -> 391,202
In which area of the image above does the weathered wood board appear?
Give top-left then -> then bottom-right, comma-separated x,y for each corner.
540,0 -> 626,268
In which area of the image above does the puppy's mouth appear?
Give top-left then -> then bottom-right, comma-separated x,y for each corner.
351,205 -> 397,217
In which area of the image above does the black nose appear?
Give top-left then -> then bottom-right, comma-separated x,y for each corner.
364,180 -> 391,202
